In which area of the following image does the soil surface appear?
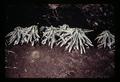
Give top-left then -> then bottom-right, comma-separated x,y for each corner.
5,43 -> 115,78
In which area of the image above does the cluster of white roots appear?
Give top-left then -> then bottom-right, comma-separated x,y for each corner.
6,24 -> 115,54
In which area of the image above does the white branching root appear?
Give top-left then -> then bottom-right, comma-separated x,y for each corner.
21,25 -> 40,46
41,25 -> 60,48
95,30 -> 115,49
57,25 -> 94,54
6,26 -> 23,45
6,25 -> 40,46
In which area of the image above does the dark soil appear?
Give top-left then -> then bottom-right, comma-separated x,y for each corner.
5,43 -> 115,78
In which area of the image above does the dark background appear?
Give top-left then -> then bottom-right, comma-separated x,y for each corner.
5,4 -> 87,28
4,3 -> 114,43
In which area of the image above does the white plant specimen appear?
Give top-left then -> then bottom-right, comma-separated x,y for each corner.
6,25 -> 40,46
41,25 -> 60,48
56,24 -> 71,39
95,30 -> 115,49
21,25 -> 40,46
20,27 -> 30,44
5,26 -> 23,45
57,26 -> 94,54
